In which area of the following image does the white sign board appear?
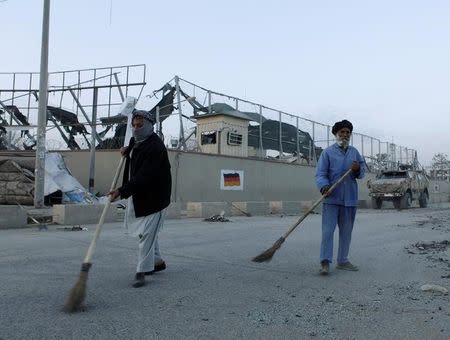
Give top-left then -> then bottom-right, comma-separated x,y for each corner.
118,96 -> 137,146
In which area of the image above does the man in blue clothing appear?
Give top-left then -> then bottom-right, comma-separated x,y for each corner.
315,119 -> 365,275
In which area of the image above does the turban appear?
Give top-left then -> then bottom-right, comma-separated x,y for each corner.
332,119 -> 353,135
132,110 -> 155,124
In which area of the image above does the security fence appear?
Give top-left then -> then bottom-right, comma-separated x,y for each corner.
164,77 -> 418,172
0,69 -> 418,173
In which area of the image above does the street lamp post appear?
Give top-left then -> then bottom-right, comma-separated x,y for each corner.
34,0 -> 50,208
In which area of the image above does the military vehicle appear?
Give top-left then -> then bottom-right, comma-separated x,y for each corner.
367,169 -> 429,209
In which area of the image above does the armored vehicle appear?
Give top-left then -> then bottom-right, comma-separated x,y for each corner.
367,169 -> 429,209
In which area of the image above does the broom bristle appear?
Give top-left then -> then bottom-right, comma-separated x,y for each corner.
252,237 -> 285,263
64,263 -> 91,313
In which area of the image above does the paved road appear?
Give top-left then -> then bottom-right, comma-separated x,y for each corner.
1,204 -> 449,339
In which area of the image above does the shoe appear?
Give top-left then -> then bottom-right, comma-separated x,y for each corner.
144,261 -> 166,276
336,262 -> 359,271
319,261 -> 329,275
132,272 -> 146,288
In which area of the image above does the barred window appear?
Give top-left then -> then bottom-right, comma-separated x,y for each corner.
227,132 -> 243,146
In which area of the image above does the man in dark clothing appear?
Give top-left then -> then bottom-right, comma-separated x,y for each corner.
110,110 -> 172,288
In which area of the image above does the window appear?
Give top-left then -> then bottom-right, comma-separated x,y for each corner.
227,132 -> 243,146
201,131 -> 217,145
380,171 -> 407,179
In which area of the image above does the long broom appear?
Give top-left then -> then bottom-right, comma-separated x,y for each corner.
252,168 -> 353,263
64,156 -> 125,313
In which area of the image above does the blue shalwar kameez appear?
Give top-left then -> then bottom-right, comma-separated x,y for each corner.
315,143 -> 365,264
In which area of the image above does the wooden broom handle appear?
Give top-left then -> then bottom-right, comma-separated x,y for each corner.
83,157 -> 125,263
282,168 -> 353,240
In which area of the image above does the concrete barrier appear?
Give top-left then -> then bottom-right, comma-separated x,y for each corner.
48,196 -> 438,224
430,193 -> 450,204
184,200 -> 320,218
358,199 -> 371,209
282,201 -> 302,215
246,201 -> 270,215
202,202 -> 230,218
269,201 -> 283,214
165,202 -> 186,219
0,205 -> 27,229
186,202 -> 231,218
52,203 -> 121,225
186,202 -> 202,218
229,202 -> 252,216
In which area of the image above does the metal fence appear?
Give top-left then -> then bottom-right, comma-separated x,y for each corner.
161,76 -> 418,172
0,65 -> 146,150
0,68 -> 418,173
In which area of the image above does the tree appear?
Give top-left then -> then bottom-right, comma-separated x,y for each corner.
431,153 -> 449,180
432,153 -> 449,170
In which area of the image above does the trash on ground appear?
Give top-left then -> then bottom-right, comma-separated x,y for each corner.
420,284 -> 448,295
204,211 -> 230,222
57,225 -> 88,231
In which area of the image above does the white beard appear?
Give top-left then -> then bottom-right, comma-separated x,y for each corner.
336,137 -> 349,148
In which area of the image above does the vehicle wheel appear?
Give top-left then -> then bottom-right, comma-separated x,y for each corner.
393,198 -> 401,209
419,192 -> 428,208
400,192 -> 412,209
371,198 -> 382,209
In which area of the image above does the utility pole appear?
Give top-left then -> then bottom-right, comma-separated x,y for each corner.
175,76 -> 185,149
88,87 -> 98,193
34,0 -> 50,208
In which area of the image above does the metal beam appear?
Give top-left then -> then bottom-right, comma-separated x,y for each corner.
0,99 -> 36,143
68,89 -> 102,144
259,105 -> 263,158
48,116 -> 78,149
113,72 -> 125,101
175,76 -> 186,150
278,111 -> 283,158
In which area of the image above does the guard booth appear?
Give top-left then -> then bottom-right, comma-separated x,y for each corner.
195,111 -> 251,157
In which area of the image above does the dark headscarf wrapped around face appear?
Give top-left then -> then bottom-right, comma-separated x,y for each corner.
332,119 -> 353,135
131,110 -> 154,142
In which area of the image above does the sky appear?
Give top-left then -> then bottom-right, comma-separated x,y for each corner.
1,0 -> 450,165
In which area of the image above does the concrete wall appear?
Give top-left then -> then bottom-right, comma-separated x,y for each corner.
1,150 -> 449,209
58,149 -> 375,204
0,205 -> 27,229
429,179 -> 450,203
168,150 -> 373,203
53,203 -> 122,225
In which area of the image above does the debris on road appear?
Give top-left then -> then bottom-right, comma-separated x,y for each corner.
420,284 -> 448,295
414,240 -> 450,251
57,225 -> 88,231
204,211 -> 230,222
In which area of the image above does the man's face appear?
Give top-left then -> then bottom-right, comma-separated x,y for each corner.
336,127 -> 351,141
132,116 -> 144,129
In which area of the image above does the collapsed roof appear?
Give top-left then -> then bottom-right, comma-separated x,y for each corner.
47,106 -> 88,136
196,103 -> 266,123
248,119 -> 321,158
97,86 -> 176,149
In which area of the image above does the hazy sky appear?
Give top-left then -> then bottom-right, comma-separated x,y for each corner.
2,0 -> 450,164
